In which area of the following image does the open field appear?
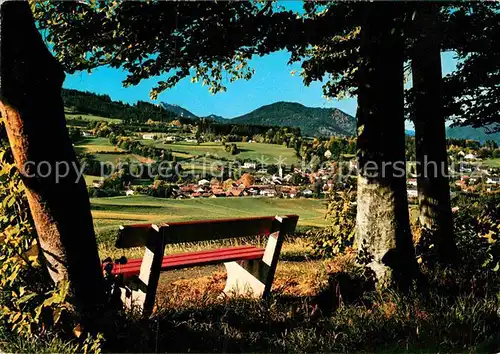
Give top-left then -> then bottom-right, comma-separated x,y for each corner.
93,153 -> 144,164
482,158 -> 500,167
75,137 -> 124,154
91,195 -> 327,234
75,137 -> 152,164
146,141 -> 300,164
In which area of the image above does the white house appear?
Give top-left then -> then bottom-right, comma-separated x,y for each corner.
272,175 -> 283,185
260,189 -> 276,197
486,176 -> 500,184
407,178 -> 417,187
82,131 -> 94,137
125,189 -> 135,197
165,136 -> 177,142
407,189 -> 418,198
464,153 -> 477,160
302,189 -> 313,196
248,188 -> 259,195
142,134 -> 156,140
198,179 -> 210,186
243,162 -> 257,169
324,150 -> 332,159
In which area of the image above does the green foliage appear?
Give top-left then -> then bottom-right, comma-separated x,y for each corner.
441,3 -> 500,132
33,2 -> 289,98
114,135 -> 172,161
35,1 -> 500,135
310,187 -> 357,258
224,143 -> 239,155
452,193 -> 500,277
296,135 -> 357,164
0,138 -> 71,338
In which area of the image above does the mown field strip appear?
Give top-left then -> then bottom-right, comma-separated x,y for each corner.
90,196 -> 327,235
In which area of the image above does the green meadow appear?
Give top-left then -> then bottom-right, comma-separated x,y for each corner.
74,137 -> 124,154
66,113 -> 122,124
483,158 -> 500,167
91,195 -> 327,235
147,141 -> 300,164
75,137 -> 149,164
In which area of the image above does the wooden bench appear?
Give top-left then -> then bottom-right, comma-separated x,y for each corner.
103,214 -> 299,315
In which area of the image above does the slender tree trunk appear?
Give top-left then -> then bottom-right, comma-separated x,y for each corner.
411,3 -> 457,263
0,2 -> 106,320
355,3 -> 417,289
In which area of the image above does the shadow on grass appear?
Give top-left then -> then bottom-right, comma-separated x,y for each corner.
96,263 -> 500,353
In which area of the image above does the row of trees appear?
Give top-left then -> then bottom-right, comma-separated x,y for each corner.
196,118 -> 302,146
295,136 -> 357,164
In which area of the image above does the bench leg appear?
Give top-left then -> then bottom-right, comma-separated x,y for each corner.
223,216 -> 289,298
120,226 -> 165,316
223,260 -> 267,297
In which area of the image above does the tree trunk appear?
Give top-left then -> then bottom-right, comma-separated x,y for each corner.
355,3 -> 417,289
411,3 -> 457,263
0,2 -> 106,320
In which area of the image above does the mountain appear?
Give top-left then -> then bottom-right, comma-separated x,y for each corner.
446,124 -> 500,144
202,114 -> 228,123
230,102 -> 356,137
160,103 -> 198,119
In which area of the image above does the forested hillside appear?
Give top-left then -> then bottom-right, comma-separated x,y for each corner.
62,89 -> 177,123
231,102 -> 356,137
446,124 -> 500,144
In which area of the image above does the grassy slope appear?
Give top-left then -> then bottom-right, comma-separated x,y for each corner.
74,137 -> 124,154
148,141 -> 300,164
66,112 -> 122,124
75,137 -> 145,164
483,158 -> 500,167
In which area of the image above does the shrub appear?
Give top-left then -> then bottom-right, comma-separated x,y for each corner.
309,186 -> 356,258
0,141 -> 71,339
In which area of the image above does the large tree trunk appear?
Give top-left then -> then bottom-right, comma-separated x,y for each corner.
355,3 -> 417,289
0,2 -> 106,320
411,3 -> 457,263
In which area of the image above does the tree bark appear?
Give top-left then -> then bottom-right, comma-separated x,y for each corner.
355,3 -> 418,289
411,3 -> 457,263
0,2 -> 106,319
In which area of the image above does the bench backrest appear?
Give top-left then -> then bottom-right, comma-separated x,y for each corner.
115,214 -> 299,249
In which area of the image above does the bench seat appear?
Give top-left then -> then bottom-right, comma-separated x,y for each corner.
109,245 -> 265,277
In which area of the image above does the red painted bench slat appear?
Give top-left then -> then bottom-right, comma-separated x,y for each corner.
107,245 -> 265,277
116,245 -> 257,267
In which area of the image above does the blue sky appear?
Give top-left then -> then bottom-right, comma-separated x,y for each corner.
64,51 -> 458,119
63,50 -> 359,118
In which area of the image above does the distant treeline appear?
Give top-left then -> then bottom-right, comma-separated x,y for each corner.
62,89 -> 185,123
197,118 -> 301,138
